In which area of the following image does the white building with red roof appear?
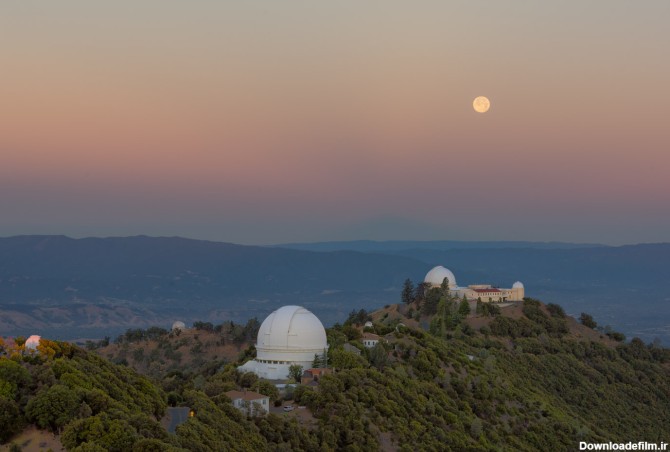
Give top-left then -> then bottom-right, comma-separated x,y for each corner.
225,390 -> 269,416
424,266 -> 525,302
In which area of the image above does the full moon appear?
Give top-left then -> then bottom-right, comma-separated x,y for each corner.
473,96 -> 490,113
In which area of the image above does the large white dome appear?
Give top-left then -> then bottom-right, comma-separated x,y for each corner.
424,266 -> 457,288
239,305 -> 328,380
256,305 -> 327,361
512,281 -> 524,289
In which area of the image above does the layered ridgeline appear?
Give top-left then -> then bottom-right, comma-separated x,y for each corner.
2,294 -> 670,451
3,235 -> 670,343
0,235 -> 426,338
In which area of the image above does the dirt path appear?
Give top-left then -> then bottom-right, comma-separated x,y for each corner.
0,426 -> 64,452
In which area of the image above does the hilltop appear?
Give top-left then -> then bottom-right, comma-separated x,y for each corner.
67,292 -> 670,451
94,319 -> 258,380
2,295 -> 669,450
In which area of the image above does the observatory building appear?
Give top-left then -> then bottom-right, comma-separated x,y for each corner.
238,305 -> 328,380
25,335 -> 41,351
424,265 -> 524,302
172,321 -> 187,332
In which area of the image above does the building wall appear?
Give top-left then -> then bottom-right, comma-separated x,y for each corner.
449,285 -> 524,302
232,397 -> 269,416
238,359 -> 313,380
256,345 -> 328,364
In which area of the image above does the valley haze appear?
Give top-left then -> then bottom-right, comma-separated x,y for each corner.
1,235 -> 668,345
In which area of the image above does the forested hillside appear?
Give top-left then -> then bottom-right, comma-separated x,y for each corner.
2,293 -> 669,451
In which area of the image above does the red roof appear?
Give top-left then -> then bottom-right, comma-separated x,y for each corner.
305,368 -> 331,376
473,288 -> 501,293
225,390 -> 267,401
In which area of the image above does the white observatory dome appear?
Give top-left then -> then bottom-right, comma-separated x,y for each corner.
25,335 -> 41,350
512,281 -> 524,289
172,321 -> 186,331
424,266 -> 457,288
256,305 -> 327,360
239,305 -> 327,380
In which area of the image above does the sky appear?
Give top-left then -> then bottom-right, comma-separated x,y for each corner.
1,1 -> 669,245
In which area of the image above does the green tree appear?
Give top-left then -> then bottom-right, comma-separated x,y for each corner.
481,302 -> 500,317
0,397 -> 21,442
458,298 -> 471,317
369,343 -> 388,370
132,348 -> 145,363
547,303 -> 566,318
414,282 -> 429,302
288,364 -> 304,382
312,354 -> 321,368
440,277 -> 450,295
342,325 -> 362,341
193,321 -> 214,332
429,297 -> 450,337
25,384 -> 81,432
252,380 -> 280,403
470,418 -> 483,438
0,359 -> 30,400
330,348 -> 367,370
579,313 -> 597,329
62,416 -> 138,451
239,372 -> 258,388
422,288 -> 442,316
401,279 -> 415,304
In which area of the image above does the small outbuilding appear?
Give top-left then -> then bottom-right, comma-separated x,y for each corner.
225,390 -> 269,417
301,368 -> 333,385
362,333 -> 380,349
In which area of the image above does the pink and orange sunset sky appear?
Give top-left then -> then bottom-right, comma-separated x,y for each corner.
1,1 -> 669,245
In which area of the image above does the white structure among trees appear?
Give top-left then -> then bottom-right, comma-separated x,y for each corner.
362,333 -> 380,348
238,305 -> 328,380
424,266 -> 458,289
424,266 -> 525,302
225,390 -> 269,416
171,321 -> 187,332
25,335 -> 41,350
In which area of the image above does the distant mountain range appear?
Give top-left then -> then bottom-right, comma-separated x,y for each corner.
1,235 -> 669,343
274,239 -> 606,252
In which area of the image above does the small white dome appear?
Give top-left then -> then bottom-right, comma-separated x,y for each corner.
512,281 -> 524,289
424,266 -> 457,288
172,321 -> 186,331
25,335 -> 41,350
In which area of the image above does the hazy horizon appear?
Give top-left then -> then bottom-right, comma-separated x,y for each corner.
2,233 -> 667,248
2,2 -> 669,245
